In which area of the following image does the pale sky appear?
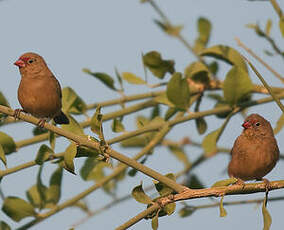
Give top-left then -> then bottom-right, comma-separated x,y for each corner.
0,0 -> 283,229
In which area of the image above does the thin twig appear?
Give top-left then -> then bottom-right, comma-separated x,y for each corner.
235,37 -> 284,82
270,0 -> 283,17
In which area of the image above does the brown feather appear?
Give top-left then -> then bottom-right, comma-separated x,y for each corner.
228,114 -> 279,181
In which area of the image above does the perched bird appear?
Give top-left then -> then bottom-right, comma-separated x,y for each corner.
14,52 -> 69,126
228,114 -> 279,182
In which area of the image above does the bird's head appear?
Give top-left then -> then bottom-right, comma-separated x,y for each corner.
14,52 -> 48,76
242,113 -> 274,137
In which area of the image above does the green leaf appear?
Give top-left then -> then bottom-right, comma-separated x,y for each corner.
48,131 -> 56,150
26,185 -> 47,209
262,197 -> 272,230
61,115 -> 84,135
76,145 -> 100,158
214,101 -> 231,119
199,45 -> 248,72
154,173 -> 176,196
111,118 -> 125,133
80,159 -> 113,193
185,174 -> 204,189
121,136 -> 150,148
2,196 -> 36,222
80,158 -> 110,181
0,221 -> 11,230
184,61 -> 210,85
0,144 -> 7,166
223,66 -> 253,106
122,72 -> 146,85
166,24 -> 183,37
164,107 -> 178,120
246,23 -> 265,37
208,61 -> 219,75
164,203 -> 176,216
196,117 -> 207,135
82,69 -> 117,91
80,157 -> 98,181
64,143 -> 77,174
166,72 -> 190,110
179,206 -> 196,217
131,183 -> 152,204
274,113 -> 284,135
219,196 -> 227,217
168,146 -> 190,167
115,68 -> 124,90
194,17 -> 211,52
211,178 -> 238,187
80,157 -> 98,180
36,166 -> 47,208
198,17 -> 211,42
143,51 -> 175,79
0,132 -> 16,155
33,126 -> 48,136
265,19 -> 272,36
62,87 -> 87,114
0,92 -> 9,107
153,19 -> 167,32
154,92 -> 175,107
151,213 -> 159,230
35,144 -> 54,165
279,16 -> 284,37
201,128 -> 220,157
153,19 -> 183,37
151,105 -> 160,119
90,106 -> 102,135
46,167 -> 63,206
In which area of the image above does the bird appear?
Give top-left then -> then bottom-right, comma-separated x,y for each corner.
228,114 -> 279,184
14,52 -> 69,127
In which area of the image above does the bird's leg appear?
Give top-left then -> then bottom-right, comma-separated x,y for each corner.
260,178 -> 271,194
13,109 -> 25,120
259,178 -> 271,207
37,119 -> 47,128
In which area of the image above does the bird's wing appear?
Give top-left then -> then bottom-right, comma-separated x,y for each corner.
52,75 -> 62,99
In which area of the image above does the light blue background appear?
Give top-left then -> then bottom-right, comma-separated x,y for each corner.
0,0 -> 283,229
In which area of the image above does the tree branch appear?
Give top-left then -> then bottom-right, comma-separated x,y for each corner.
117,180 -> 284,230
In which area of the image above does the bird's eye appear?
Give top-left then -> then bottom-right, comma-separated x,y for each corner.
28,59 -> 34,64
255,122 -> 260,126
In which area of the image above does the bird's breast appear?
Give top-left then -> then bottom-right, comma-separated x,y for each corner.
18,77 -> 62,118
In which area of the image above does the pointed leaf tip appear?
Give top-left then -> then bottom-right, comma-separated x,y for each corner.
122,72 -> 146,85
131,183 -> 152,204
64,143 -> 77,174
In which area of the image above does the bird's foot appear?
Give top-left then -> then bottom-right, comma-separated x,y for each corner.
13,109 -> 24,120
235,178 -> 246,189
261,178 -> 271,193
37,119 -> 47,128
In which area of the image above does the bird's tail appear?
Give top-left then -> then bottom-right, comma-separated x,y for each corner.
54,111 -> 69,124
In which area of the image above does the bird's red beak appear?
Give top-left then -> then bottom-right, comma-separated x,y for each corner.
242,121 -> 251,129
14,59 -> 25,68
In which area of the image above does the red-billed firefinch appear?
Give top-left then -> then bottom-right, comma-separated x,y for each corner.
14,52 -> 69,126
228,114 -> 279,181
